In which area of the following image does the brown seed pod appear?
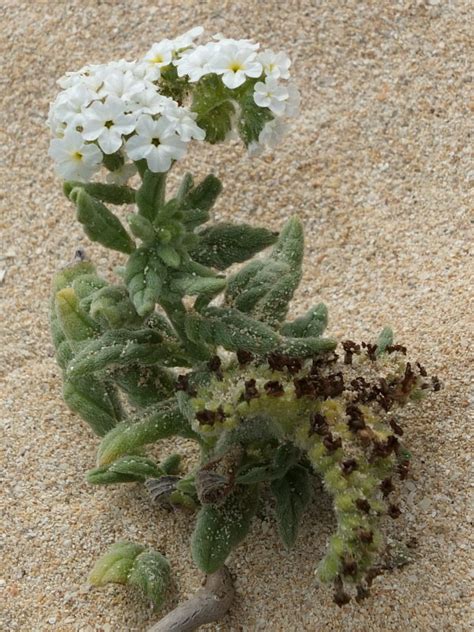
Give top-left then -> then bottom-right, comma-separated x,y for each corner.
195,406 -> 226,426
342,556 -> 358,577
176,373 -> 197,397
341,458 -> 358,475
355,584 -> 370,602
358,529 -> 374,544
242,378 -> 259,402
293,376 -> 316,399
346,404 -> 366,431
380,477 -> 395,497
355,498 -> 371,513
267,353 -> 302,374
342,340 -> 361,365
333,576 -> 351,606
389,418 -> 404,436
322,433 -> 342,452
236,349 -> 254,366
388,504 -> 401,519
308,412 -> 329,436
264,380 -> 284,397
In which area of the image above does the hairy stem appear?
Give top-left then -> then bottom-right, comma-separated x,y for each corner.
148,566 -> 234,632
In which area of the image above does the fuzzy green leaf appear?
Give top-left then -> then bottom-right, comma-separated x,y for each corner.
89,285 -> 142,329
63,376 -> 122,436
225,217 -> 304,328
98,398 -> 199,466
237,443 -> 300,484
128,550 -> 171,608
55,287 -> 100,347
281,303 -> 328,338
237,86 -> 274,146
127,213 -> 155,242
115,365 -> 176,407
189,223 -> 278,270
125,247 -> 166,317
271,465 -> 311,549
170,273 -> 226,297
278,336 -> 337,357
191,485 -> 258,573
191,75 -> 235,144
136,170 -> 166,222
70,187 -> 135,254
376,326 -> 394,356
89,542 -> 144,585
63,181 -> 135,205
185,306 -> 279,354
66,328 -> 162,377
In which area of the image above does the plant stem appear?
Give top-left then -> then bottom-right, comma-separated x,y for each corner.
148,566 -> 234,632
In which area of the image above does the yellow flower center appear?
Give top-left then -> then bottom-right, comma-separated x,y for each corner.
72,151 -> 83,162
229,62 -> 243,72
152,54 -> 164,64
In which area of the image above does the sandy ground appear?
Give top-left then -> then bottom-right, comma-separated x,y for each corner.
1,1 -> 473,630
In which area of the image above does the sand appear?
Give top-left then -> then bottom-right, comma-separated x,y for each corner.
1,1 -> 472,630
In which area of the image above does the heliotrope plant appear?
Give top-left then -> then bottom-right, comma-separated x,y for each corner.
47,27 -> 439,630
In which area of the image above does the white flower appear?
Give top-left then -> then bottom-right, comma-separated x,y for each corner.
163,103 -> 206,141
129,88 -> 172,116
98,69 -> 145,102
50,83 -> 98,131
208,43 -> 262,89
125,115 -> 187,172
212,34 -> 259,51
48,128 -> 102,181
253,78 -> 289,116
259,118 -> 288,147
171,26 -> 204,51
258,50 -> 291,80
81,96 -> 137,154
175,44 -> 216,82
142,42 -> 173,80
284,83 -> 301,117
106,162 -> 137,185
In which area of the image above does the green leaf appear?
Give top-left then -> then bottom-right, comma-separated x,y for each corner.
191,75 -> 235,144
127,213 -> 155,242
271,465 -> 311,549
237,443 -> 300,484
170,273 -> 226,298
125,247 -> 166,317
89,543 -> 170,608
63,375 -> 122,436
89,285 -> 142,329
63,181 -> 136,205
376,326 -> 394,356
115,365 -> 176,407
237,85 -> 273,146
128,550 -> 171,608
66,329 -> 189,379
185,306 -> 279,354
55,287 -> 100,347
191,485 -> 258,573
97,398 -> 199,466
136,170 -> 167,222
281,303 -> 328,338
278,336 -> 337,357
156,244 -> 181,268
89,542 -> 144,585
180,174 -> 223,213
87,455 -> 164,485
189,223 -> 278,270
225,217 -> 304,328
69,187 -> 135,254
160,453 -> 181,475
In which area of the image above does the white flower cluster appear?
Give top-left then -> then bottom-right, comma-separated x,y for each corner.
48,27 -> 299,182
